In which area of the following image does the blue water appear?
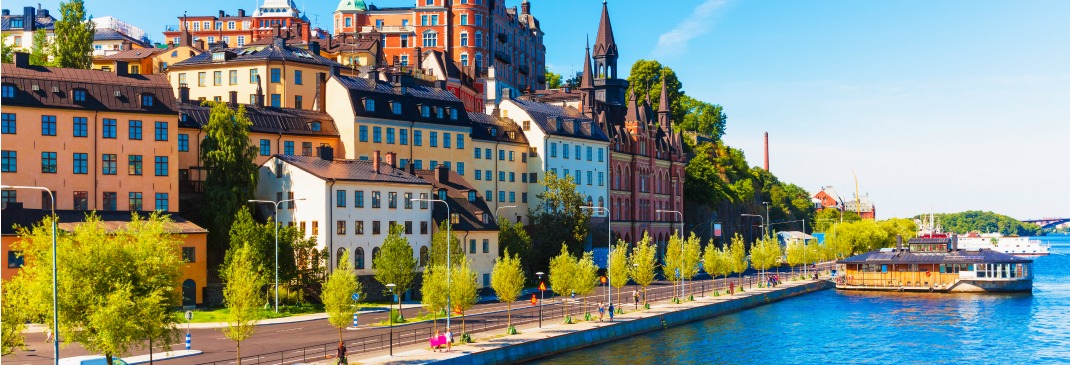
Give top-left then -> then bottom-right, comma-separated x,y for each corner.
531,235 -> 1070,365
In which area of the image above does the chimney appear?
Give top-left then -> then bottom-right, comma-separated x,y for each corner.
273,23 -> 282,39
521,0 -> 531,15
372,151 -> 381,174
2,10 -> 9,16
255,75 -> 265,107
318,145 -> 334,161
178,85 -> 190,103
195,39 -> 205,50
121,40 -> 132,51
384,152 -> 396,168
951,235 -> 958,251
309,40 -> 321,56
219,10 -> 225,18
115,61 -> 129,76
763,131 -> 770,171
314,72 -> 327,112
367,69 -> 380,82
237,9 -> 246,17
502,87 -> 512,100
415,46 -> 422,67
13,52 -> 30,68
229,91 -> 238,107
23,6 -> 36,32
896,235 -> 903,251
435,165 -> 449,183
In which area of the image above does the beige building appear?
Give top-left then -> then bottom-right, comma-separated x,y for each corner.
415,167 -> 499,288
467,111 -> 530,224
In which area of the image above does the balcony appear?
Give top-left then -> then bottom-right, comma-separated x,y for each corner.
360,25 -> 414,33
164,25 -> 180,32
494,50 -> 511,64
518,64 -> 529,75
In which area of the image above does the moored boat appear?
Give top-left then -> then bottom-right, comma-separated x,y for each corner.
956,232 -> 1050,257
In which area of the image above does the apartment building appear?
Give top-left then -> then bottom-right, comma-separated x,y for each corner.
414,166 -> 499,288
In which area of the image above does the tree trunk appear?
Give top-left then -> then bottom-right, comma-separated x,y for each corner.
338,327 -> 342,344
236,341 -> 241,365
106,354 -> 113,365
507,302 -> 512,327
397,295 -> 404,321
461,311 -> 467,335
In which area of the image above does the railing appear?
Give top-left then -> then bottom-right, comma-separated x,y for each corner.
360,25 -> 413,33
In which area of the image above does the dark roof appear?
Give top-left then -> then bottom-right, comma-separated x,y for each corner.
334,74 -> 472,128
271,154 -> 430,185
592,2 -> 617,57
837,249 -> 1032,265
0,9 -> 56,31
99,47 -> 167,60
94,28 -> 151,47
510,99 -> 610,142
172,40 -> 343,68
468,111 -> 528,144
1,62 -> 178,115
414,167 -> 499,232
178,102 -> 339,137
1,203 -> 207,236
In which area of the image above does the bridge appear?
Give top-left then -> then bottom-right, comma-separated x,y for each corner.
1022,217 -> 1070,229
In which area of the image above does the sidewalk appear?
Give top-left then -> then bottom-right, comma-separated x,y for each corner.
185,303 -> 425,329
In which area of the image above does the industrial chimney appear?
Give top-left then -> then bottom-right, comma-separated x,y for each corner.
764,132 -> 770,171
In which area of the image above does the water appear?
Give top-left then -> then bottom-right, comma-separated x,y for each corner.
531,235 -> 1070,365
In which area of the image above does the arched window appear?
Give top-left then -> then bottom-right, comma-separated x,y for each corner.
336,248 -> 347,267
420,246 -> 429,267
598,196 -> 604,208
460,53 -> 469,67
355,247 -> 365,269
460,32 -> 469,47
372,247 -> 381,269
181,279 -> 196,306
587,196 -> 593,207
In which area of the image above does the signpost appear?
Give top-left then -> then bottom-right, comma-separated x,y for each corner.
184,311 -> 193,350
351,293 -> 360,328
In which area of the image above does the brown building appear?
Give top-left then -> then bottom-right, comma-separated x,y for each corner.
161,0 -> 314,49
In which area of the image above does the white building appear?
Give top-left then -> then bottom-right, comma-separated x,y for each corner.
1,6 -> 56,52
255,151 -> 433,277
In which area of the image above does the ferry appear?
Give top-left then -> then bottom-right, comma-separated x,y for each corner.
955,232 -> 1050,257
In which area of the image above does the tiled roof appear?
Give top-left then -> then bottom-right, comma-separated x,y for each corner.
837,249 -> 1032,265
178,102 -> 339,137
98,47 -> 166,60
468,111 -> 528,144
509,99 -> 610,142
0,12 -> 56,31
272,154 -> 430,185
172,40 -> 343,68
93,28 -> 151,47
1,62 -> 178,115
413,168 -> 499,232
334,74 -> 472,128
1,203 -> 207,236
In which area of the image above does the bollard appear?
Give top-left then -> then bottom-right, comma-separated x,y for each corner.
185,333 -> 191,350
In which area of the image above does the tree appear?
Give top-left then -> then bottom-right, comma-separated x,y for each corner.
490,249 -> 525,331
629,233 -> 658,306
221,242 -> 264,364
225,207 -> 270,282
529,171 -> 590,273
608,240 -> 630,306
419,264 -> 447,333
677,95 -> 727,140
545,68 -> 563,89
29,29 -> 53,66
450,256 -> 479,339
663,233 -> 684,301
785,241 -> 805,279
1,288 -> 25,355
750,234 -> 781,284
681,233 -> 703,296
323,250 -> 361,343
727,233 -> 749,289
702,241 -> 731,293
53,0 -> 94,69
430,221 -> 463,268
200,102 -> 258,256
563,70 -> 583,88
572,252 -> 599,318
548,245 -> 577,322
625,59 -> 685,122
6,213 -> 184,365
497,217 -> 531,273
1,35 -> 17,63
373,224 -> 418,320
813,208 -> 861,232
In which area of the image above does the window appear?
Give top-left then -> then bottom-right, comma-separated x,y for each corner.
270,68 -> 281,83
414,160 -> 423,170
475,170 -> 482,180
469,239 -> 477,253
576,145 -> 582,160
372,191 -> 381,208
414,130 -> 423,146
550,142 -> 557,157
485,149 -> 492,159
420,193 -> 429,209
336,190 -> 347,207
102,192 -> 117,211
302,142 -> 313,156
357,125 -> 369,142
443,132 -> 451,148
400,129 -> 408,145
284,141 -> 295,155
599,172 -> 605,186
355,221 -> 364,235
598,148 -> 604,162
2,151 -> 15,172
249,69 -> 259,83
421,221 -> 429,234
588,171 -> 593,185
155,122 -> 169,141
255,139 -> 270,156
337,220 -> 346,235
483,239 -> 490,253
457,162 -> 465,175
587,146 -> 593,161
271,94 -> 281,108
476,31 -> 483,48
295,95 -> 303,109
364,98 -> 375,112
354,247 -> 365,269
123,154 -> 142,175
312,221 -> 319,235
476,14 -> 483,26
563,144 -> 570,159
294,70 -> 303,85
197,72 -> 207,87
70,89 -> 87,102
392,102 -> 402,115
509,172 -> 516,182
128,120 -> 143,140
373,127 -> 382,143
372,221 -> 381,235
154,156 -> 168,176
237,36 -> 245,46
401,34 -> 409,48
141,94 -> 154,107
41,116 -> 57,136
7,250 -> 23,269
72,153 -> 88,174
212,71 -> 222,86
429,132 -> 438,147
228,70 -> 238,85
155,193 -> 169,211
499,191 -> 505,203
126,192 -> 142,211
102,119 -> 116,139
1,114 -> 13,134
461,32 -> 469,46
461,53 -> 469,66
355,190 -> 365,208
72,117 -> 87,137
423,31 -> 438,47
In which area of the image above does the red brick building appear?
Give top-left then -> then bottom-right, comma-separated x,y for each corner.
162,0 -> 315,48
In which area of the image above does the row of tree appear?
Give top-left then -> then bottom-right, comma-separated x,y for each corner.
0,0 -> 95,68
913,210 -> 1040,236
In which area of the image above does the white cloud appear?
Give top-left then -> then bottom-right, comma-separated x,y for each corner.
652,0 -> 729,59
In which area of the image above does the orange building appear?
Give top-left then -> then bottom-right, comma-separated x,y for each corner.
161,0 -> 315,49
1,53 -> 179,212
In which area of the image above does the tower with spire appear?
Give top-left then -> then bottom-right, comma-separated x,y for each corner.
590,1 -> 627,108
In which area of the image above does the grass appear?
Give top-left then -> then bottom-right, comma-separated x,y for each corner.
178,303 -> 323,323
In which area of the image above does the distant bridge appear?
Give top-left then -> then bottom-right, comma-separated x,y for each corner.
1022,218 -> 1070,229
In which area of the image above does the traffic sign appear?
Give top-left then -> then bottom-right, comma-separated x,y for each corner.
538,281 -> 546,291
393,294 -> 399,302
531,294 -> 537,306
184,310 -> 193,321
351,293 -> 360,302
352,312 -> 359,327
674,268 -> 681,278
600,276 -> 607,284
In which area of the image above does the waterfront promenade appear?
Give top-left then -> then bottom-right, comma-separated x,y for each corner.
328,277 -> 833,365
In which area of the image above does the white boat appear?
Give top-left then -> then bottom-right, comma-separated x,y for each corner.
956,233 -> 1050,257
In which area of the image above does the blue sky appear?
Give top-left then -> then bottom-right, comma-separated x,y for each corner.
22,0 -> 1069,219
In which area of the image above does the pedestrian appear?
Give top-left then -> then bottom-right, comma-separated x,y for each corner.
597,302 -> 605,321
337,341 -> 347,365
431,330 -> 441,352
729,281 -> 735,295
445,328 -> 453,352
633,289 -> 640,308
608,303 -> 615,321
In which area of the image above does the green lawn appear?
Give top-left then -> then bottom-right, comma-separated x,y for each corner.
178,302 -> 399,323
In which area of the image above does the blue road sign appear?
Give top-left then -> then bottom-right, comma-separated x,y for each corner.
675,268 -> 681,278
351,293 -> 360,302
393,294 -> 399,302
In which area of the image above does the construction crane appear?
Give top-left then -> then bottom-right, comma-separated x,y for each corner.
851,169 -> 860,217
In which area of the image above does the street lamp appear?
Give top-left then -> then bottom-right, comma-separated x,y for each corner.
656,209 -> 684,301
385,283 -> 396,356
742,214 -> 765,240
762,202 -> 771,237
2,185 -> 59,365
248,198 -> 305,313
412,198 -> 451,331
495,205 -> 518,221
535,271 -> 545,328
580,205 -> 611,315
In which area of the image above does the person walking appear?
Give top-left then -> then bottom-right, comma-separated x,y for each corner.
445,328 -> 453,352
597,302 -> 605,321
337,341 -> 347,365
608,302 -> 615,321
633,289 -> 640,309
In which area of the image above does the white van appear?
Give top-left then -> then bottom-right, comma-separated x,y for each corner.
58,355 -> 130,365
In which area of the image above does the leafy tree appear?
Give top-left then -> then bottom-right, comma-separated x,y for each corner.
450,256 -> 479,338
200,102 -> 258,256
677,95 -> 727,140
1,35 -> 17,63
430,221 -> 463,268
29,29 -> 53,66
497,216 -> 531,273
702,241 -> 731,293
323,250 -> 361,343
225,207 -> 270,280
221,242 -> 264,364
530,171 -> 590,273
373,224 -> 418,320
625,59 -> 685,122
545,68 -> 563,89
629,233 -> 658,306
750,234 -> 781,283
727,234 -> 749,287
289,227 -> 324,289
53,0 -> 95,69
608,240 -> 630,306
1,288 -> 25,355
663,233 -> 684,300
814,208 -> 861,232
419,264 -> 447,333
548,245 -> 577,321
785,241 -> 806,278
7,213 -> 183,365
681,233 -> 703,296
490,249 -> 525,331
572,252 -> 599,318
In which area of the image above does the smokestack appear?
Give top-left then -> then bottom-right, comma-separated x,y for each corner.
178,85 -> 190,103
372,150 -> 381,174
764,131 -> 769,171
384,152 -> 396,168
435,165 -> 449,183
896,235 -> 903,251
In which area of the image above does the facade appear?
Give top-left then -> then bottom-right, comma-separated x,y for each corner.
421,49 -> 485,113
414,166 -> 500,288
1,204 -> 209,305
161,1 -> 313,49
1,6 -> 55,52
333,0 -> 545,93
92,47 -> 166,75
1,54 -> 180,212
92,16 -> 153,57
466,111 -> 529,224
845,195 -> 876,220
813,186 -> 844,210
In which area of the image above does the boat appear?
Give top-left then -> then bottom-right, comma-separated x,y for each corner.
955,232 -> 1050,257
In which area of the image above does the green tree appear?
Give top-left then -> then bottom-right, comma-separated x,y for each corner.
430,221 -> 463,268
572,252 -> 599,318
323,250 -> 361,343
702,241 -> 731,293
497,217 -> 532,272
29,29 -> 53,66
224,207 -> 270,283
490,249 -> 525,331
677,95 -> 727,139
681,233 -> 703,296
7,213 -> 183,365
625,59 -> 685,121
785,241 -> 806,279
200,102 -> 258,255
221,242 -> 264,364
1,287 -> 25,355
373,224 -> 418,320
663,233 -> 684,300
548,245 -> 577,321
53,0 -> 95,69
727,234 -> 749,288
545,68 -> 563,89
1,35 -> 17,63
529,171 -> 590,273
608,240 -> 630,306
563,70 -> 583,88
750,234 -> 781,284
629,233 -> 658,306
419,264 -> 447,333
450,256 -> 479,338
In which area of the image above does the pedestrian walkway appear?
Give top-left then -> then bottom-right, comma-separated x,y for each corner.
185,303 -> 425,329
59,350 -> 201,365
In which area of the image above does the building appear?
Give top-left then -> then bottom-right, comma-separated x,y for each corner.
161,0 -> 314,49
1,203 -> 209,305
421,48 -> 485,113
845,194 -> 876,220
332,0 -> 545,93
466,111 -> 529,224
813,186 -> 844,211
1,6 -> 55,52
92,47 -> 167,75
320,33 -> 382,70
414,166 -> 500,288
2,53 -> 180,212
92,16 -> 152,57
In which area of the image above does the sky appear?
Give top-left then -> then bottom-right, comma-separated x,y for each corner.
17,0 -> 1069,219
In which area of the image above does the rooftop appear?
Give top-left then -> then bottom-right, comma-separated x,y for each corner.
271,154 -> 430,185
172,39 -> 343,68
508,99 -> 610,142
1,59 -> 178,115
178,102 -> 338,137
1,203 -> 207,236
837,248 -> 1032,265
414,167 -> 499,232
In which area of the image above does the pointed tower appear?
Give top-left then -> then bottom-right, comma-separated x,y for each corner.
591,1 -> 627,107
580,39 -> 595,115
657,77 -> 672,129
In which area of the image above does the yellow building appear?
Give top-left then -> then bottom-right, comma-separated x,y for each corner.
2,53 -> 179,212
92,43 -> 203,75
467,112 -> 530,224
414,167 -> 499,288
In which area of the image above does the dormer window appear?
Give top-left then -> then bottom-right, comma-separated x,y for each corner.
364,98 -> 375,112
1,84 -> 15,99
438,189 -> 447,200
451,213 -> 461,225
421,105 -> 430,118
436,107 -> 444,119
449,108 -> 458,120
467,191 -> 476,202
522,120 -> 530,130
211,52 -> 227,62
489,127 -> 497,137
392,101 -> 402,115
141,94 -> 155,108
507,131 -> 515,139
481,213 -> 489,224
73,89 -> 87,103
309,122 -> 322,132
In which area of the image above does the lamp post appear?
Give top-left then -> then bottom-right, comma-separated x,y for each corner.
762,202 -> 771,238
656,209 -> 683,300
495,205 -> 518,221
742,214 -> 765,240
2,185 -> 58,365
535,271 -> 545,328
386,283 -> 396,356
248,198 -> 305,313
412,198 -> 450,331
580,206 -> 611,312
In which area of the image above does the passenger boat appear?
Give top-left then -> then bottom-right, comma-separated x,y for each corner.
955,232 -> 1050,257
834,234 -> 1033,293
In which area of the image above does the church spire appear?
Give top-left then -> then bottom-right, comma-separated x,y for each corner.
580,38 -> 593,90
593,1 -> 617,58
657,77 -> 671,122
